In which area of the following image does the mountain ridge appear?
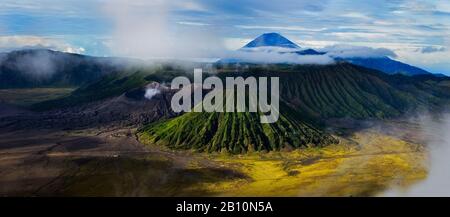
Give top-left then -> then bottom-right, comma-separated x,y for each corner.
225,33 -> 435,76
138,63 -> 450,153
0,49 -> 128,88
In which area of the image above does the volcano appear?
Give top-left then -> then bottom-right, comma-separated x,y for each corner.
220,33 -> 434,76
243,32 -> 300,49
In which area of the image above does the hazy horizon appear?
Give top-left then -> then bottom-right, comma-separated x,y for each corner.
0,0 -> 449,75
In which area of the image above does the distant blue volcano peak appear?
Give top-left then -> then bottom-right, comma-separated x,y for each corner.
243,33 -> 300,49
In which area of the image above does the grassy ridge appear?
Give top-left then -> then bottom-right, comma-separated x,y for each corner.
223,64 -> 416,119
139,102 -> 338,154
0,49 -> 121,89
31,67 -> 189,110
34,63 -> 450,117
30,62 -> 450,153
139,63 -> 450,153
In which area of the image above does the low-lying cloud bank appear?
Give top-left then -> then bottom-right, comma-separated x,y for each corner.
384,113 -> 450,196
222,50 -> 335,65
101,0 -> 398,63
220,44 -> 398,64
319,44 -> 397,58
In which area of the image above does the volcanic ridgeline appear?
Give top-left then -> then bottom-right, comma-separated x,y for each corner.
24,63 -> 450,153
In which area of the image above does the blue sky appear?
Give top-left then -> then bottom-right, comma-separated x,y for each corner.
1,0 -> 450,74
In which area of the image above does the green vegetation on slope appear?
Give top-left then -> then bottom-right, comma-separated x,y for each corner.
31,66 -> 189,110
34,62 -> 450,118
139,63 -> 450,153
218,63 -> 450,119
139,102 -> 338,154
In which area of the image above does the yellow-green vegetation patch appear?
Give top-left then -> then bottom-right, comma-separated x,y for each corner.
68,129 -> 426,197
186,132 -> 427,196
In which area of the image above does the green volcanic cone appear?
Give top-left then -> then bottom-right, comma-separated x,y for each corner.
139,101 -> 338,154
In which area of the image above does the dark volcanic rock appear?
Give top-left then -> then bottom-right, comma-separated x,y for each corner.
0,82 -> 178,130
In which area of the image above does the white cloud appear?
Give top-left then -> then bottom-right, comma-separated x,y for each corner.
328,32 -> 391,40
397,1 -> 436,13
224,38 -> 252,50
340,12 -> 372,20
0,0 -> 98,17
336,24 -> 445,38
225,38 -> 340,52
435,1 -> 450,13
384,113 -> 450,196
177,21 -> 210,26
144,88 -> 161,100
417,46 -> 446,53
173,1 -> 207,11
296,40 -> 339,48
222,38 -> 397,64
222,50 -> 334,65
235,25 -> 327,32
0,35 -> 85,54
320,44 -> 397,58
102,0 -> 224,59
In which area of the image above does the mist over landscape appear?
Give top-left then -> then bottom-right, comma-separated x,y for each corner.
103,0 -> 225,59
384,112 -> 450,196
1,0 -> 450,199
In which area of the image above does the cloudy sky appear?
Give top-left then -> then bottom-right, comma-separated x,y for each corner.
1,0 -> 450,74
